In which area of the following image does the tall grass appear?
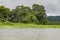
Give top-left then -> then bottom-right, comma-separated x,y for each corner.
0,22 -> 60,28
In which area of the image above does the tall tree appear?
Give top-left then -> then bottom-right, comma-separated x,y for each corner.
32,4 -> 47,24
10,5 -> 31,23
0,6 -> 10,22
10,4 -> 47,24
10,5 -> 39,24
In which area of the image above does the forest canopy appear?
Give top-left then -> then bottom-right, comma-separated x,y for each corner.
0,4 -> 47,24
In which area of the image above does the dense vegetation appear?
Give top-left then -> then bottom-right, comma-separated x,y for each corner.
0,4 -> 47,25
0,23 -> 60,28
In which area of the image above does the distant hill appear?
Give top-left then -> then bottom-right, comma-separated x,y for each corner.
47,16 -> 60,24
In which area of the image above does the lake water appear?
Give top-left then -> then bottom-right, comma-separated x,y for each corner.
0,28 -> 60,40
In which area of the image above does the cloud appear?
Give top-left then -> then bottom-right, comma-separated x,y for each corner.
0,0 -> 60,16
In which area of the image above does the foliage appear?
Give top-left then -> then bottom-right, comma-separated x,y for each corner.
0,4 -> 47,25
0,23 -> 60,28
32,4 -> 47,24
0,6 -> 10,22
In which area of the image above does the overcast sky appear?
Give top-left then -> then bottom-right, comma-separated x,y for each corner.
0,0 -> 60,16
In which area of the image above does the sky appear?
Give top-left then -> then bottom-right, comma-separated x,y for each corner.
0,0 -> 60,16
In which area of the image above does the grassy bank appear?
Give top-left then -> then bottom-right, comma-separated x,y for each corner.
0,22 -> 60,28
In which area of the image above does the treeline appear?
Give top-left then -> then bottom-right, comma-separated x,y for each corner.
47,16 -> 60,25
0,4 -> 47,24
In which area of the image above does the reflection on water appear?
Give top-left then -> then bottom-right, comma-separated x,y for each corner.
0,28 -> 60,40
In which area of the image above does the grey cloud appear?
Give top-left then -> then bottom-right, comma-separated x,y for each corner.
0,0 -> 60,16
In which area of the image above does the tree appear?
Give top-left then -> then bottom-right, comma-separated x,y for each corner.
10,5 -> 32,23
10,5 -> 39,24
32,4 -> 47,24
9,4 -> 47,24
0,6 -> 10,22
